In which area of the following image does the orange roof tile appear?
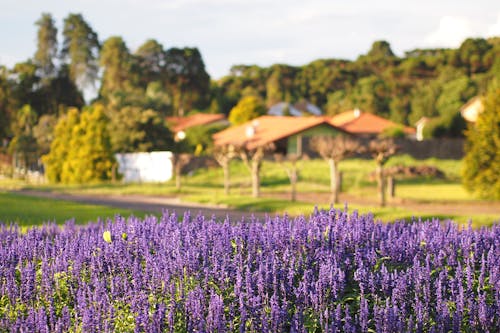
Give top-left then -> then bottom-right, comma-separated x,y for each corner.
329,110 -> 416,135
167,113 -> 227,132
213,116 -> 342,150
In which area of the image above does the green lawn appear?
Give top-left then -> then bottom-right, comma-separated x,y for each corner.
0,192 -> 147,228
1,156 -> 498,228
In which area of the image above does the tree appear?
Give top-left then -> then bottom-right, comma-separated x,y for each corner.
33,114 -> 57,155
368,138 -> 398,206
462,87 -> 500,199
34,13 -> 58,80
43,105 -> 115,183
99,36 -> 133,102
107,106 -> 173,153
367,40 -> 395,59
42,108 -> 80,182
239,143 -> 275,198
62,104 -> 114,183
228,96 -> 266,125
61,13 -> 100,90
164,47 -> 210,116
213,144 -> 239,195
8,105 -> 39,173
310,135 -> 362,204
135,39 -> 166,87
274,153 -> 301,202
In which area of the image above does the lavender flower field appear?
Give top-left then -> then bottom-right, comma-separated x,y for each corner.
1,208 -> 499,332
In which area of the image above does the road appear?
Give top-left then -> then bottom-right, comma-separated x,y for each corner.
12,189 -> 272,222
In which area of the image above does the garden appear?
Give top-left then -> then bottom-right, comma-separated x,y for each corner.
1,208 -> 498,331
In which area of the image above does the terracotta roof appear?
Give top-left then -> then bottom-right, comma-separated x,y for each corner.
213,116 -> 341,150
167,113 -> 227,132
329,110 -> 416,135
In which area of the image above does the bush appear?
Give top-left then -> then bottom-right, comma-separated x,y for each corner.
462,88 -> 500,199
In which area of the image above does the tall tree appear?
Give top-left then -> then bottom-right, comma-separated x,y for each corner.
462,87 -> 500,199
99,36 -> 133,101
34,13 -> 58,80
42,108 -> 80,182
135,39 -> 166,87
61,13 -> 100,91
164,47 -> 210,116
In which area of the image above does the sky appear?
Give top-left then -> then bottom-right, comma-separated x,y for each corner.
1,0 -> 499,80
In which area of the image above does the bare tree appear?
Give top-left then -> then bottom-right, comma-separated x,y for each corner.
368,138 -> 399,207
213,144 -> 239,195
239,144 -> 275,198
310,135 -> 362,204
171,153 -> 191,190
274,153 -> 301,202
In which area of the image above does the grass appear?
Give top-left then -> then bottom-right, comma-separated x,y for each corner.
1,155 -> 498,228
0,192 -> 148,228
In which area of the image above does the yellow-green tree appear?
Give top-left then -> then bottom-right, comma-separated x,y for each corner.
228,96 -> 266,125
42,108 -> 80,182
462,87 -> 500,199
43,105 -> 115,183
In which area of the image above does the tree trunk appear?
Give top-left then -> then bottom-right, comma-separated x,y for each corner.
376,163 -> 386,206
251,159 -> 260,198
175,162 -> 182,190
223,161 -> 230,195
329,158 -> 340,204
290,164 -> 297,202
387,176 -> 395,199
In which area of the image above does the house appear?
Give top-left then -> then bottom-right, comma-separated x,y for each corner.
167,113 -> 228,136
212,115 -> 344,155
460,96 -> 484,123
329,109 -> 416,138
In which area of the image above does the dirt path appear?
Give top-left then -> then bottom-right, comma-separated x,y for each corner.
11,189 -> 270,221
11,189 -> 500,221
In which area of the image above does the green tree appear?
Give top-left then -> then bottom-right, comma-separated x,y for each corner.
228,96 -> 266,125
107,106 -> 173,153
462,88 -> 500,199
42,108 -> 80,182
62,104 -> 115,183
34,13 -> 58,79
8,105 -> 39,172
99,36 -> 133,101
61,13 -> 100,90
135,39 -> 166,87
164,47 -> 210,116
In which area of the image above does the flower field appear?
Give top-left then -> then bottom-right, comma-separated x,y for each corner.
0,208 -> 499,332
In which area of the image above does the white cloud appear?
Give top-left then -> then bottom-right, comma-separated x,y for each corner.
488,13 -> 500,36
425,16 -> 475,47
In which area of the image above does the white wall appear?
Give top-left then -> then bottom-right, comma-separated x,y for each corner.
115,151 -> 173,183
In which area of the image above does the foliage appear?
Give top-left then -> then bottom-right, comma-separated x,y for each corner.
99,36 -> 134,103
7,105 -> 39,170
184,123 -> 228,155
462,88 -> 500,199
107,106 -> 173,153
228,95 -> 266,125
33,13 -> 58,79
42,105 -> 115,183
0,210 -> 498,331
61,13 -> 100,90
